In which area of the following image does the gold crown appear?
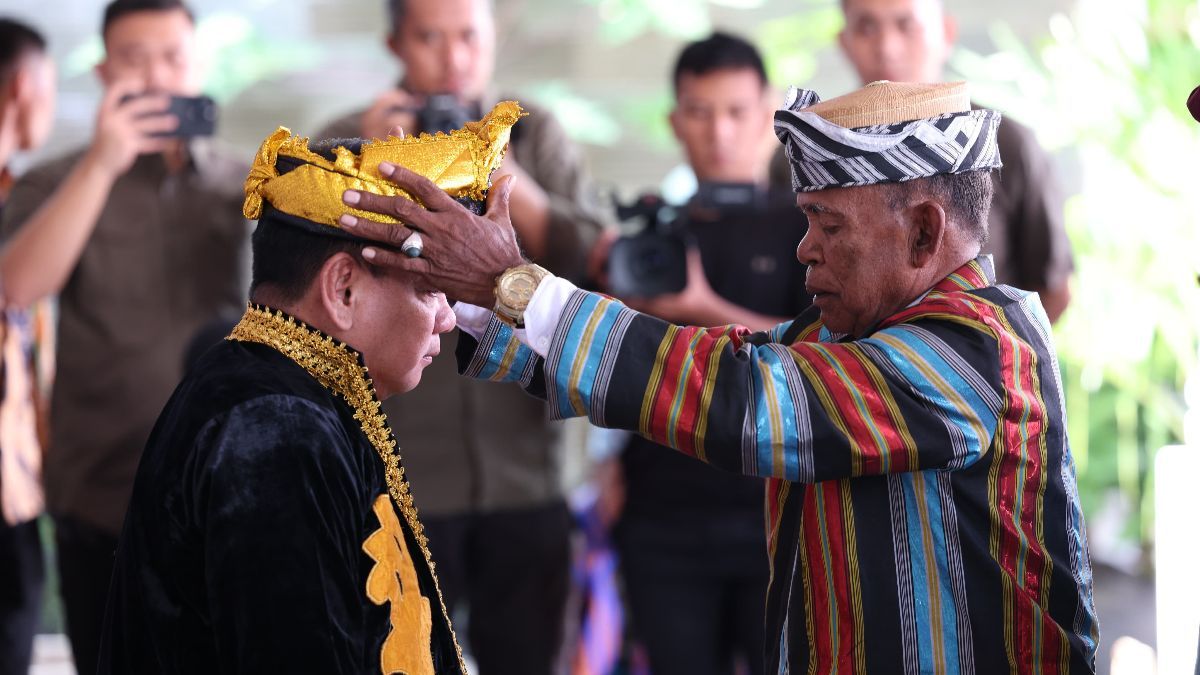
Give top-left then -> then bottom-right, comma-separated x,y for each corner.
243,101 -> 525,229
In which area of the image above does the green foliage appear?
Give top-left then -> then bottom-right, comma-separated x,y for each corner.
954,0 -> 1200,553
63,12 -> 320,105
580,0 -> 716,43
757,2 -> 842,87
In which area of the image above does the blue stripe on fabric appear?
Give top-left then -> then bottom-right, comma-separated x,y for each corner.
914,472 -> 962,673
863,329 -> 997,467
550,293 -> 624,420
899,472 -> 960,674
751,346 -> 801,481
474,321 -> 537,383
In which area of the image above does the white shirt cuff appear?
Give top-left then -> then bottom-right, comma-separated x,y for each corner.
523,275 -> 577,358
451,275 -> 576,358
451,302 -> 493,340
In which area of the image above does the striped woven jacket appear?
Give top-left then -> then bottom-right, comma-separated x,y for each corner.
456,256 -> 1098,674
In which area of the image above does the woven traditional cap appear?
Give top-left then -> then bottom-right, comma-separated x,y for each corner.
802,80 -> 971,128
773,81 -> 1002,193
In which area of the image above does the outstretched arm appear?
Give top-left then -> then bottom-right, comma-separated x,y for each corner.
0,83 -> 176,308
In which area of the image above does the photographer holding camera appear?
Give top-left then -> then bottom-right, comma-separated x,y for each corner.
599,33 -> 811,675
317,1 -> 607,673
0,2 -> 249,672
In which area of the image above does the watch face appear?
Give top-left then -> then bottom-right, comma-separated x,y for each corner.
498,270 -> 539,310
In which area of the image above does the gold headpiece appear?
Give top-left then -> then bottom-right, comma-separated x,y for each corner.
243,100 -> 525,229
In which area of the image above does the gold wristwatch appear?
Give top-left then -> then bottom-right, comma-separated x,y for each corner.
493,263 -> 551,328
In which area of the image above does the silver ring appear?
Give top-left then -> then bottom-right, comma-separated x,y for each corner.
401,232 -> 424,258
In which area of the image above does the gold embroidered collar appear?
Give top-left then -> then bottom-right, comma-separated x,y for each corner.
227,303 -> 466,671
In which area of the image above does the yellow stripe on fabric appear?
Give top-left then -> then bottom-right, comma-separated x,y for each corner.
872,333 -> 990,468
665,330 -> 708,450
756,359 -> 787,477
988,422 -> 1019,674
911,472 -> 948,675
493,333 -> 521,381
839,479 -> 867,674
797,511 -> 819,675
568,300 -> 610,416
1024,334 -> 1056,672
813,489 -> 841,667
793,353 -> 863,475
766,481 -> 791,569
692,335 -> 728,463
808,345 -> 895,476
845,345 -> 919,474
639,325 -> 680,437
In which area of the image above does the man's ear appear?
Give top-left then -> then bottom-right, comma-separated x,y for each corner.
907,199 -> 947,268
942,13 -> 959,50
667,105 -> 683,143
315,252 -> 361,332
94,60 -> 113,88
837,27 -> 851,59
385,31 -> 403,60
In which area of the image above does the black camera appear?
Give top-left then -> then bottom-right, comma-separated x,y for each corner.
120,94 -> 217,138
606,194 -> 688,298
416,94 -> 476,134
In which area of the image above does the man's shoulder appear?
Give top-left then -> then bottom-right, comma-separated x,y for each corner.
12,146 -> 88,190
168,341 -> 344,436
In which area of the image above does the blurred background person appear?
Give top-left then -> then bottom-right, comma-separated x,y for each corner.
0,1 -> 250,673
317,1 -> 608,672
596,32 -> 810,675
0,17 -> 56,675
830,0 -> 1074,322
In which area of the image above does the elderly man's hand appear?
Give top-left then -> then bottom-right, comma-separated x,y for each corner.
339,162 -> 526,307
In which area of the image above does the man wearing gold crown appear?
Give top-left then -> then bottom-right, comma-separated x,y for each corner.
340,81 -> 1100,673
96,104 -> 522,674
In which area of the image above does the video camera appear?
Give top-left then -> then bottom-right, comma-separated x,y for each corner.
415,94 -> 477,134
606,194 -> 687,298
606,182 -> 771,298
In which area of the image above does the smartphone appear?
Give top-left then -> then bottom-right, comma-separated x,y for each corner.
121,93 -> 217,138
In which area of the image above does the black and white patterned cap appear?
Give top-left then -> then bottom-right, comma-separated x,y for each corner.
773,82 -> 1003,193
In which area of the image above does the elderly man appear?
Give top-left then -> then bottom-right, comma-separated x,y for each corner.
342,81 -> 1099,673
834,0 -> 1075,323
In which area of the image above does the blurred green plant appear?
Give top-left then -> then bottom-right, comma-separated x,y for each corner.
757,1 -> 842,87
63,11 -> 321,105
953,0 -> 1200,558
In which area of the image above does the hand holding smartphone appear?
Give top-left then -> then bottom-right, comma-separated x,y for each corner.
119,93 -> 217,138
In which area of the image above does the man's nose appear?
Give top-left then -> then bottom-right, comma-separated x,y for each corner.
445,40 -> 471,77
796,232 -> 819,266
877,25 -> 904,63
435,296 -> 457,334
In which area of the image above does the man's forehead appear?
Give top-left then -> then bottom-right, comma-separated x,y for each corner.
401,0 -> 493,29
843,0 -> 942,19
676,68 -> 765,99
104,9 -> 193,50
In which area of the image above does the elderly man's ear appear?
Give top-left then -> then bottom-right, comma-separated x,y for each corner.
317,252 -> 364,331
907,200 -> 948,269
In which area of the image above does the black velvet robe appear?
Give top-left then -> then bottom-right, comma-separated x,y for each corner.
98,309 -> 464,674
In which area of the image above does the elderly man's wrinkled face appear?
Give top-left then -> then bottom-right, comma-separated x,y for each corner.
795,184 -> 921,336
355,269 -> 456,398
839,0 -> 953,85
389,0 -> 496,101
